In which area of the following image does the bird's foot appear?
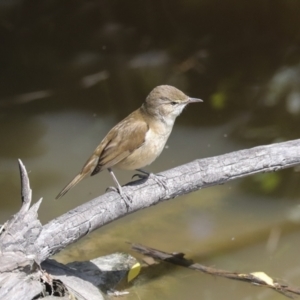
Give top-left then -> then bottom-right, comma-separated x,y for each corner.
132,173 -> 147,180
132,170 -> 169,194
106,186 -> 132,209
149,173 -> 169,192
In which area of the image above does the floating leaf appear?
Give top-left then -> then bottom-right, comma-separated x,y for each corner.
127,262 -> 141,282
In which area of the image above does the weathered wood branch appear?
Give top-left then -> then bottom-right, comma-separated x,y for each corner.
0,160 -> 45,299
1,139 -> 300,299
35,139 -> 300,262
1,161 -> 133,299
0,160 -> 43,273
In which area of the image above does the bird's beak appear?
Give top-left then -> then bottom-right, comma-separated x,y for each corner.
188,97 -> 203,103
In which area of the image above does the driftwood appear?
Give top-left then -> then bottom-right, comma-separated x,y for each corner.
1,139 -> 300,299
0,161 -> 138,299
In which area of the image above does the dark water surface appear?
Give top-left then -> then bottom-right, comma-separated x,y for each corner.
1,1 -> 300,299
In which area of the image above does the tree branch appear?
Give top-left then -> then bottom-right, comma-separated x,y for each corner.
35,139 -> 300,262
1,139 -> 300,299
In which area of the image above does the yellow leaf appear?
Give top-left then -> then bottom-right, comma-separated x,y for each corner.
250,272 -> 274,286
127,262 -> 141,282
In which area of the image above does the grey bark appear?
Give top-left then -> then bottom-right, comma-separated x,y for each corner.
1,139 -> 300,299
0,161 -> 136,299
36,139 -> 300,262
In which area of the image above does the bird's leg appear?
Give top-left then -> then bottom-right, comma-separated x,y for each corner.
133,169 -> 169,192
106,168 -> 131,207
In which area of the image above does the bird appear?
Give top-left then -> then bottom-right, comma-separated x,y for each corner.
56,85 -> 203,204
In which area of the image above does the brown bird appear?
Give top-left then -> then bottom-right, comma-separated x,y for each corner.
56,85 -> 202,203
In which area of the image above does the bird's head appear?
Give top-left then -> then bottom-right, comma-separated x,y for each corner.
143,85 -> 203,122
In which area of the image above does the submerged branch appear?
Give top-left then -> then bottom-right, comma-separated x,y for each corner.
130,243 -> 300,299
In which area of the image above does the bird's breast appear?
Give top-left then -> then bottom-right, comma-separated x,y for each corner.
115,123 -> 173,170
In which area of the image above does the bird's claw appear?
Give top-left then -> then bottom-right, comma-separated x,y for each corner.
106,186 -> 118,193
132,171 -> 169,195
132,173 -> 147,180
106,186 -> 132,208
149,173 -> 169,192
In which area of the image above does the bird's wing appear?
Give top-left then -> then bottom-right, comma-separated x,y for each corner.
89,113 -> 149,175
56,110 -> 148,199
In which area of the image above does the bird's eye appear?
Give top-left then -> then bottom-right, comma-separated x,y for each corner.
170,101 -> 177,105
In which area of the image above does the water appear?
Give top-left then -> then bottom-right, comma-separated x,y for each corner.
1,1 -> 300,299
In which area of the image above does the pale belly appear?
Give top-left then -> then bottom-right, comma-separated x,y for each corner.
115,127 -> 172,170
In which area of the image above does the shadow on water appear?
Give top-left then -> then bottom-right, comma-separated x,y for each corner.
1,1 -> 300,299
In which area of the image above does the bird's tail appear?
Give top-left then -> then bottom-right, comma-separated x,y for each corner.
55,173 -> 87,200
